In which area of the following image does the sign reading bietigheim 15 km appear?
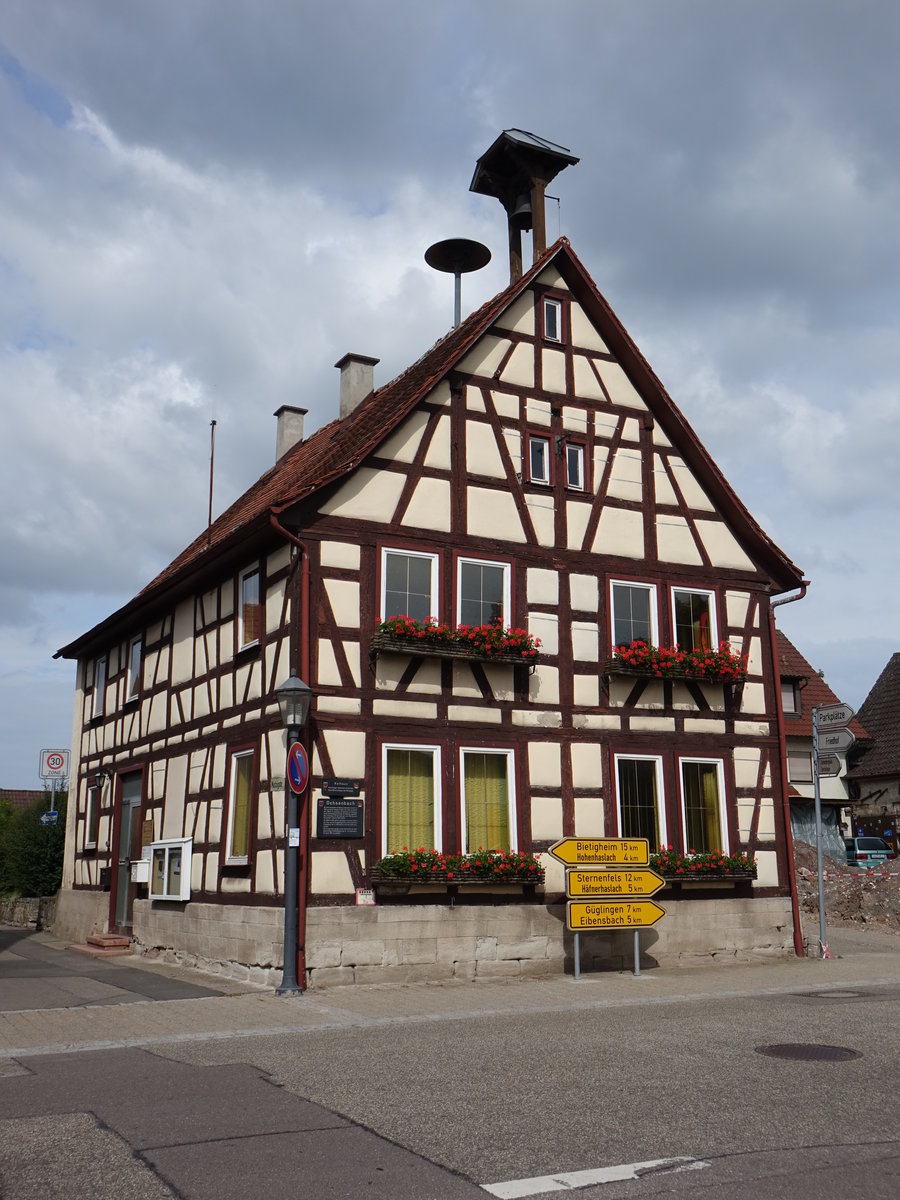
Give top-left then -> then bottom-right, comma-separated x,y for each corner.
548,837 -> 650,866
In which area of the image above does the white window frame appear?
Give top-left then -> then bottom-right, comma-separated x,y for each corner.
459,747 -> 517,854
543,297 -> 562,342
614,754 -> 667,848
456,557 -> 511,629
787,751 -> 814,784
126,636 -> 142,701
85,784 -> 100,850
380,548 -> 440,622
91,655 -> 107,720
149,837 -> 192,901
225,748 -> 255,865
610,580 -> 659,648
528,435 -> 551,485
238,565 -> 261,650
678,757 -> 729,853
381,742 -> 442,854
565,442 -> 585,490
670,587 -> 718,651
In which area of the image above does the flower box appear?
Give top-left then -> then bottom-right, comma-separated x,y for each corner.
606,640 -> 748,684
371,869 -> 543,888
370,849 -> 545,891
371,632 -> 534,666
660,870 -> 757,884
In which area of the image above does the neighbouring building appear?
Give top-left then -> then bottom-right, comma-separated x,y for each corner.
847,653 -> 900,852
774,631 -> 869,860
54,133 -> 808,985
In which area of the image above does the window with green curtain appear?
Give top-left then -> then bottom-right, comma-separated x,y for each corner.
463,752 -> 511,851
617,758 -> 661,849
682,761 -> 722,852
386,748 -> 435,851
229,751 -> 254,860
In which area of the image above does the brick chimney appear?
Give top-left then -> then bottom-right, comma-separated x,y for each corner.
335,353 -> 379,419
274,405 -> 307,460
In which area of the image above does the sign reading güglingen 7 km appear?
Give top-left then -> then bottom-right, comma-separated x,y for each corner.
567,899 -> 666,930
549,837 -> 649,866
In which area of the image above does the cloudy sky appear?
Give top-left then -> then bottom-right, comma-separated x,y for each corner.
1,1 -> 898,787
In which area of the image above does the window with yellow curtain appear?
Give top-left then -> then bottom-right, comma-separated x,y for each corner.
681,760 -> 725,852
616,756 -> 665,850
227,749 -> 255,862
385,747 -> 437,851
672,588 -> 716,652
462,750 -> 514,852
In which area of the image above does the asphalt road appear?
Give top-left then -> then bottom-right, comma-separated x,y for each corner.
1,925 -> 899,1199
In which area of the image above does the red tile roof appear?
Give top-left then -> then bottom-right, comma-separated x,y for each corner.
57,239 -> 804,660
775,630 -> 868,740
0,789 -> 46,812
848,653 -> 900,779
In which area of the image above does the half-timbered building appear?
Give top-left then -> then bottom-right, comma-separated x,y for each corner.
55,138 -> 808,984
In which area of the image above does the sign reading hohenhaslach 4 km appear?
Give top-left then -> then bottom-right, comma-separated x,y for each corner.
567,899 -> 667,930
548,837 -> 650,866
566,867 -> 665,898
814,703 -> 854,729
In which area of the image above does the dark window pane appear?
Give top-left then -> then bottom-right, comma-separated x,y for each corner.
618,759 -> 660,850
674,590 -> 712,651
613,584 -> 652,646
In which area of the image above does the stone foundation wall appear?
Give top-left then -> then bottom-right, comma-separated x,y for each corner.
51,888 -> 107,942
0,895 -> 58,930
123,894 -> 794,988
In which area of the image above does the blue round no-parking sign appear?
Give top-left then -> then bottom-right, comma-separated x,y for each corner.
287,742 -> 309,795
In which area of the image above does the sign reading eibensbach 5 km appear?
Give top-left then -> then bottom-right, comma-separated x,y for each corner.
549,837 -> 667,932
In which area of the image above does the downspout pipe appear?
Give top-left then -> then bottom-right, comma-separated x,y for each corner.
769,581 -> 810,957
270,512 -> 311,987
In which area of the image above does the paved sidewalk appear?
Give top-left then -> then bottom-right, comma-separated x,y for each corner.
1,924 -> 897,1060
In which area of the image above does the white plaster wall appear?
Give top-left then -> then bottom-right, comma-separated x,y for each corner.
653,455 -> 678,505
170,600 -> 194,685
312,851 -> 356,894
668,460 -> 715,510
573,675 -> 600,706
574,797 -> 605,836
527,568 -> 559,605
492,391 -> 520,422
324,579 -> 360,628
320,540 -> 361,571
696,521 -> 756,571
656,516 -> 704,565
468,486 -> 526,541
457,334 -> 511,377
570,305 -> 610,352
592,507 -> 644,558
376,409 -> 429,463
403,477 -> 453,533
571,622 -> 599,662
528,742 -> 561,787
528,665 -> 560,705
530,612 -> 558,655
606,448 -> 643,502
571,742 -> 604,788
542,348 -> 567,393
596,362 -> 646,409
565,501 -> 591,552
494,292 -> 535,335
570,574 -> 599,612
466,423 -> 506,477
162,757 -> 188,838
734,748 -> 762,789
726,591 -> 751,628
319,467 -> 406,522
424,414 -> 452,470
525,495 -> 556,547
531,797 -> 563,840
572,356 -> 607,400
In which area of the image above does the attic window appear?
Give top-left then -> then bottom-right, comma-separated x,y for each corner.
543,297 -> 563,342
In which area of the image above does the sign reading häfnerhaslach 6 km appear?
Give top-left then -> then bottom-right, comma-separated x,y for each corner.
549,837 -> 649,866
567,899 -> 667,930
566,867 -> 665,898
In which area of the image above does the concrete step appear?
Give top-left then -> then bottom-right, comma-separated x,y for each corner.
86,934 -> 131,949
68,942 -> 133,958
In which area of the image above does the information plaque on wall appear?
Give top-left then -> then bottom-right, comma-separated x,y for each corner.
316,796 -> 364,839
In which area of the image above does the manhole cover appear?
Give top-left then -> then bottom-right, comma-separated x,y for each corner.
800,990 -> 863,1000
756,1043 -> 862,1062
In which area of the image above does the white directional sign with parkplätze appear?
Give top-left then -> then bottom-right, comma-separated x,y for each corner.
814,703 -> 854,729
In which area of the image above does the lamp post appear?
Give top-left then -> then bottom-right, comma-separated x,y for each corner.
275,671 -> 313,996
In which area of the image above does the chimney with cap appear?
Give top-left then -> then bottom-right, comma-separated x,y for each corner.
335,353 -> 379,419
274,405 -> 307,460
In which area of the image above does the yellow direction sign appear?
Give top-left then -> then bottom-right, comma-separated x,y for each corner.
567,899 -> 666,930
566,868 -> 665,899
549,837 -> 649,866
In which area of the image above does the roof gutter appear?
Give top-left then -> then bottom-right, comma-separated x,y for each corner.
768,580 -> 809,957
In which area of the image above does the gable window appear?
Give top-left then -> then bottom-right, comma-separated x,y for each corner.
615,756 -> 666,851
461,749 -> 516,853
126,637 -> 143,701
381,548 -> 438,622
565,442 -> 585,491
226,747 -> 256,864
528,435 -> 551,485
611,581 -> 658,648
672,588 -> 716,652
680,759 -> 728,853
458,558 -> 510,628
85,784 -> 100,850
91,656 -> 107,720
787,752 -> 814,784
382,744 -> 440,853
781,681 -> 800,715
239,566 -> 261,649
543,297 -> 563,343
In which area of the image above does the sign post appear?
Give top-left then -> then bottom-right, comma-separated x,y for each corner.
39,748 -> 70,817
549,838 -> 666,978
812,704 -> 855,959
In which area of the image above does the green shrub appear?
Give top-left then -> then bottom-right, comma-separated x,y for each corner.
0,794 -> 67,897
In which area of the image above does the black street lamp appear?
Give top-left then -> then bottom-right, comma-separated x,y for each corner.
275,671 -> 313,995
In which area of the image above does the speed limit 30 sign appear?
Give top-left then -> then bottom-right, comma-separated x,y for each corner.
39,749 -> 70,779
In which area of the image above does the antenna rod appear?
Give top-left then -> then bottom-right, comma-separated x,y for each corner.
207,419 -> 217,547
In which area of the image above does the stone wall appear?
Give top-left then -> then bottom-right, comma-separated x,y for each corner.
52,889 -> 108,942
125,894 -> 794,988
0,895 -> 57,930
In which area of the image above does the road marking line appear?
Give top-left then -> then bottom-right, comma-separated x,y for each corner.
482,1156 -> 709,1197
